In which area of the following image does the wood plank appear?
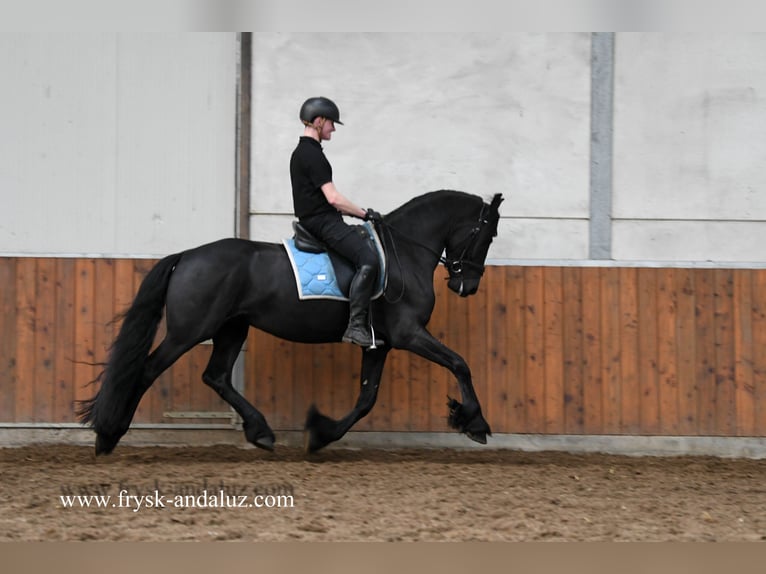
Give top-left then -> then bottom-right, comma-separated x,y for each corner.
15,259 -> 38,422
581,267 -> 602,434
0,259 -> 17,421
714,269 -> 736,435
562,266 -> 584,433
486,267 -> 509,433
73,259 -> 96,415
675,268 -> 698,434
752,270 -> 766,436
694,269 -> 717,435
53,259 -> 76,422
523,267 -> 545,433
33,259 -> 56,422
543,267 -> 564,434
600,267 -> 622,434
618,267 -> 641,433
734,270 -> 755,436
506,267 -> 527,433
637,268 -> 659,433
656,268 -> 680,434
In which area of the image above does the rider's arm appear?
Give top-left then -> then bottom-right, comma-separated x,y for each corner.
321,182 -> 367,219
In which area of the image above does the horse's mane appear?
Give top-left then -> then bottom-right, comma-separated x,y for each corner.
385,190 -> 481,222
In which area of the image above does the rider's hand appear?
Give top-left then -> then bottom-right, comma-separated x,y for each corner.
364,208 -> 383,222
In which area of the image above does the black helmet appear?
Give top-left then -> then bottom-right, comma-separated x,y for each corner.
299,97 -> 344,125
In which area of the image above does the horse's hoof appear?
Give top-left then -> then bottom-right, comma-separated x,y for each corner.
465,431 -> 488,445
303,429 -> 320,454
254,435 -> 275,452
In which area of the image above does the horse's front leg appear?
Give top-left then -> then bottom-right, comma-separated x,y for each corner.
404,328 -> 491,444
304,345 -> 390,453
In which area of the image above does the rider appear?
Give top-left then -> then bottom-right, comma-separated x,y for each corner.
290,96 -> 382,347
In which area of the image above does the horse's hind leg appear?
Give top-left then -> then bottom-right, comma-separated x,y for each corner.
304,345 -> 390,453
202,317 -> 276,451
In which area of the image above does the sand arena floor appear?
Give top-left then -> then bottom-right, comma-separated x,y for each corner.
1,444 -> 765,542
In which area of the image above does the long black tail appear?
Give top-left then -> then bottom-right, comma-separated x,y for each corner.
77,251 -> 183,454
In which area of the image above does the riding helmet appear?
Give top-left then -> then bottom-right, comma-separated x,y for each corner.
299,97 -> 344,125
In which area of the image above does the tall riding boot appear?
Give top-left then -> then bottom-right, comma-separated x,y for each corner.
342,264 -> 376,347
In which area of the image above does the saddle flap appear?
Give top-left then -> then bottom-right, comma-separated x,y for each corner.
292,221 -> 326,254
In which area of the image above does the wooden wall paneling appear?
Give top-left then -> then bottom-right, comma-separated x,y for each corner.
581,267 -> 603,434
714,269 -> 736,435
523,267 -> 545,433
542,267 -> 565,434
486,267 -> 510,433
15,258 -> 38,422
637,268 -> 660,433
694,269 -> 717,434
506,267 -> 527,433
53,259 -> 76,421
675,269 -> 698,434
618,267 -> 641,433
33,259 -> 55,422
562,266 -> 584,433
734,270 -> 755,436
6,257 -> 766,438
657,268 -> 680,434
600,267 -> 623,434
0,259 -> 17,421
752,270 -> 766,436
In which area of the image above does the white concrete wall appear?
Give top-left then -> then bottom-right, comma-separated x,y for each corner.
249,33 -> 592,261
4,33 -> 765,265
0,33 -> 237,256
613,33 -> 766,263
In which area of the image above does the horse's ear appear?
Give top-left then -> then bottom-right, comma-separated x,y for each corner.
491,194 -> 504,210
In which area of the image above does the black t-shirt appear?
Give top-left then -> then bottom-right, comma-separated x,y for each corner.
290,136 -> 336,219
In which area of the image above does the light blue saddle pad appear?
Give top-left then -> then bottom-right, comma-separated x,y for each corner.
282,222 -> 386,301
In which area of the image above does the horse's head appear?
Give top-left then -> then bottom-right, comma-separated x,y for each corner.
444,193 -> 503,297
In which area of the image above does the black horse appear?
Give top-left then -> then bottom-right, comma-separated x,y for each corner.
78,190 -> 503,455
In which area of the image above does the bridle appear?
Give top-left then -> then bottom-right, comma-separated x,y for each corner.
378,200 -> 494,300
441,202 -> 492,282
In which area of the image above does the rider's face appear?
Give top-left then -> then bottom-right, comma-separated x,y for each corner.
318,118 -> 336,141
